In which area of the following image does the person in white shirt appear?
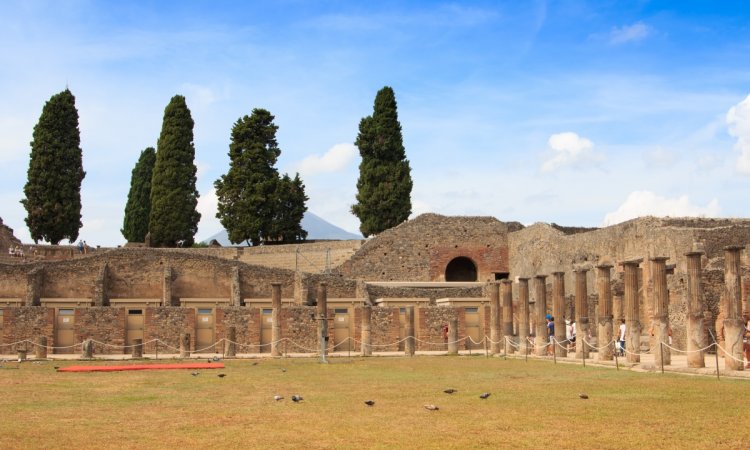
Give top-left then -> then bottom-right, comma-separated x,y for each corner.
618,319 -> 626,356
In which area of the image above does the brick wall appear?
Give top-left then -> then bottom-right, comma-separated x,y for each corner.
75,307 -> 126,354
144,307 -> 195,353
1,307 -> 54,353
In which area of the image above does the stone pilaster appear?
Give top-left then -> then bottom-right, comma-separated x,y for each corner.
500,279 -> 514,354
552,272 -> 566,357
93,263 -> 108,307
621,259 -> 642,363
447,316 -> 459,355
361,306 -> 372,356
518,277 -> 530,355
25,267 -> 44,307
722,246 -> 745,371
651,257 -> 671,367
534,275 -> 548,356
489,282 -> 501,354
162,266 -> 173,307
316,282 -> 328,361
404,306 -> 415,356
271,283 -> 282,357
596,264 -> 614,361
230,267 -> 242,307
685,251 -> 706,368
574,269 -> 590,358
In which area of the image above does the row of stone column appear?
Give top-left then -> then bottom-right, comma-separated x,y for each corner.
501,246 -> 746,371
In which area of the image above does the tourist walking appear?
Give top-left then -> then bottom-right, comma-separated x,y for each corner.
546,314 -> 555,356
618,319 -> 626,356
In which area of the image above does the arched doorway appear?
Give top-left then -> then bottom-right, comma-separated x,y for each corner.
445,257 -> 478,281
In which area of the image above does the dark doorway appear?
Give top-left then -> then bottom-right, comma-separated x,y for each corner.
493,272 -> 510,280
445,257 -> 478,281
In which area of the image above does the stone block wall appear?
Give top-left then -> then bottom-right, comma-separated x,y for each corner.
75,307 -> 126,354
418,306 -> 456,351
337,214 -> 509,282
370,307 -> 400,351
282,306 -> 318,353
1,307 -> 54,352
144,307 -> 195,353
216,307 -> 259,351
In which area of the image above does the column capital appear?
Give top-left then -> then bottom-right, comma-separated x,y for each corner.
500,279 -> 513,285
723,245 -> 745,252
619,257 -> 643,267
684,251 -> 704,257
649,256 -> 669,263
596,263 -> 613,270
552,271 -> 565,276
534,274 -> 547,280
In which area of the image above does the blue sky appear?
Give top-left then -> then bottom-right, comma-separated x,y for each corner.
2,1 -> 750,246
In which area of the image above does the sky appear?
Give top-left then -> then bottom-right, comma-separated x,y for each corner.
2,1 -> 750,247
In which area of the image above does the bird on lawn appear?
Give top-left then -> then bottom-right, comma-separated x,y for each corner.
191,372 -> 200,376
443,389 -> 457,394
53,366 -> 60,370
423,404 -> 439,411
479,393 -> 491,399
217,373 -> 226,378
579,393 -> 589,399
281,368 -> 287,373
291,395 -> 303,403
274,395 -> 283,401
252,362 -> 258,366
364,400 -> 375,406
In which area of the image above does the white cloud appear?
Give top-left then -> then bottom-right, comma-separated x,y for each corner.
602,191 -> 720,226
726,94 -> 750,174
297,143 -> 357,176
609,22 -> 651,45
196,187 -> 221,240
541,132 -> 601,172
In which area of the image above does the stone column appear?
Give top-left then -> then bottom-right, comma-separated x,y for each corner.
574,269 -> 590,358
722,246 -> 745,371
132,338 -> 143,358
596,264 -> 614,361
230,267 -> 242,307
552,272 -> 567,357
534,275 -> 548,356
316,282 -> 328,362
224,326 -> 236,357
501,280 -> 514,354
685,251 -> 706,368
162,266 -> 173,307
518,278 -> 530,355
651,257 -> 671,367
621,259 -> 643,363
447,316 -> 459,355
404,306 -> 415,356
489,282 -> 501,355
179,333 -> 190,358
361,306 -> 372,356
25,267 -> 43,306
271,283 -> 282,357
35,336 -> 47,359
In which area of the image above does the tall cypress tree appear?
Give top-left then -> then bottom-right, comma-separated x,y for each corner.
121,147 -> 156,242
215,108 -> 282,246
149,95 -> 200,247
22,89 -> 86,244
351,86 -> 413,237
269,173 -> 308,243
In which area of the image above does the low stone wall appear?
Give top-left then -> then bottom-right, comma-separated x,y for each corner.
1,306 -> 54,352
144,307 -> 195,354
76,307 -> 126,354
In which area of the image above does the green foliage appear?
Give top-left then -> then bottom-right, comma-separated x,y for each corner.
22,89 -> 86,244
269,173 -> 308,243
215,108 -> 308,246
149,95 -> 200,247
351,86 -> 413,237
121,147 -> 156,243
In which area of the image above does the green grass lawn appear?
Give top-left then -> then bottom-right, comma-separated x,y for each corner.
1,356 -> 745,449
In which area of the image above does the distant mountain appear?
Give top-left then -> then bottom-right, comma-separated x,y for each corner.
203,212 -> 362,246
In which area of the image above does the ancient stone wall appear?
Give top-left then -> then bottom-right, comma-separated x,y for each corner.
418,306 -> 456,351
1,307 -> 54,352
216,307 -> 259,351
369,307 -> 400,351
337,214 -> 509,282
144,307 -> 195,353
75,307 -> 126,354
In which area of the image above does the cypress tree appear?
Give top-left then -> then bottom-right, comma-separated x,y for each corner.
149,95 -> 200,247
269,173 -> 308,243
22,89 -> 86,244
351,86 -> 413,237
215,108 -> 281,246
121,147 -> 156,242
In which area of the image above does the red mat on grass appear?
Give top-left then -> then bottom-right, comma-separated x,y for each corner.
57,362 -> 225,372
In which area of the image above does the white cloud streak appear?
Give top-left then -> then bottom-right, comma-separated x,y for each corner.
609,22 -> 651,45
297,143 -> 358,176
726,94 -> 750,174
602,191 -> 720,226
